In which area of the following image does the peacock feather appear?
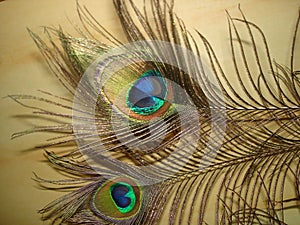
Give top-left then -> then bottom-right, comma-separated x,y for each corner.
10,0 -> 300,224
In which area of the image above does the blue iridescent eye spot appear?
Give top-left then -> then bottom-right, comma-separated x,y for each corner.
126,70 -> 167,115
110,182 -> 136,213
111,185 -> 131,208
91,177 -> 142,220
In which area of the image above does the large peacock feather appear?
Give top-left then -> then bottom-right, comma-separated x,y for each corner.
10,0 -> 300,224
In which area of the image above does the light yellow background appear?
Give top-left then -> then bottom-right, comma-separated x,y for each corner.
0,0 -> 299,224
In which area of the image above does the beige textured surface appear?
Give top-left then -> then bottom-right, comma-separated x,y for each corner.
0,0 -> 299,224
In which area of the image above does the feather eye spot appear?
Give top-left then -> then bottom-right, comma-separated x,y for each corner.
126,70 -> 168,116
110,182 -> 136,213
91,177 -> 142,221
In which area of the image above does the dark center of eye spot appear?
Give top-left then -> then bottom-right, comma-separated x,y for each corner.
111,185 -> 131,208
126,70 -> 167,115
135,97 -> 155,108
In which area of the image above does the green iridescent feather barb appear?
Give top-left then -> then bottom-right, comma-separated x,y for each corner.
9,0 -> 300,224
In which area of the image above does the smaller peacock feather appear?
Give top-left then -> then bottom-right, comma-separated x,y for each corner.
91,177 -> 142,221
